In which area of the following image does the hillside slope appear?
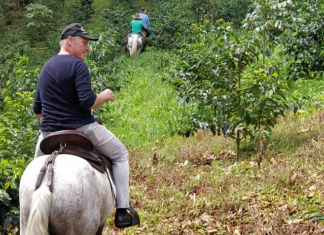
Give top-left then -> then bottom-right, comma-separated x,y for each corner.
99,51 -> 324,234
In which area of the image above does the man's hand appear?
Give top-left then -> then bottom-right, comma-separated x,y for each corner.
90,89 -> 114,109
103,89 -> 114,102
35,114 -> 42,118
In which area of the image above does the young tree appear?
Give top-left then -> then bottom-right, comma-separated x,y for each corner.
25,3 -> 54,42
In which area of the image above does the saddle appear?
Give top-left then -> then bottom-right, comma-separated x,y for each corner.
129,32 -> 146,43
40,130 -> 112,173
35,130 -> 113,192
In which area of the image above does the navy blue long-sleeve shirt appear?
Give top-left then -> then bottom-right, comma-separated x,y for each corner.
33,55 -> 96,132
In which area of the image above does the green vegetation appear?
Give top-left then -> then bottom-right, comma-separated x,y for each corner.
1,0 -> 324,234
100,51 -> 196,149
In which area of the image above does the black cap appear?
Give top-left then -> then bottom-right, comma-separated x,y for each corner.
60,23 -> 98,41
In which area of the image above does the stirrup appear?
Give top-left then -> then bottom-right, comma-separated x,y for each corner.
127,205 -> 140,226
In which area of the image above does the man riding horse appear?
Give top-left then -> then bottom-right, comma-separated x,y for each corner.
123,7 -> 153,54
139,6 -> 153,37
32,23 -> 140,229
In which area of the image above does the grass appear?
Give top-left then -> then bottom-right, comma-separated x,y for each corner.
96,50 -> 324,234
100,51 -> 195,150
104,111 -> 324,235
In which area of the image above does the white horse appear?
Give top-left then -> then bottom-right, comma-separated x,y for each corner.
127,33 -> 146,58
19,154 -> 115,235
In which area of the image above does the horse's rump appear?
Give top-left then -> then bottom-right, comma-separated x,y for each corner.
19,154 -> 114,235
127,33 -> 146,58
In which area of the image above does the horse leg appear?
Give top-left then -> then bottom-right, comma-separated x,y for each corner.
123,35 -> 129,52
95,224 -> 105,235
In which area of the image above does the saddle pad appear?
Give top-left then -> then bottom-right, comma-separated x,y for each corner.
61,146 -> 113,174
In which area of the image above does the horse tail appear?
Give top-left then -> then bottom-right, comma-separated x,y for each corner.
130,35 -> 138,58
25,186 -> 52,235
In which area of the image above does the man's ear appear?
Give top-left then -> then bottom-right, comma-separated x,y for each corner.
66,36 -> 74,46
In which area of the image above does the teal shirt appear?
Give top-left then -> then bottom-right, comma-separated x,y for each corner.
131,19 -> 143,33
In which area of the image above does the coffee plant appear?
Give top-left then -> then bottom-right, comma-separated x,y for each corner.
0,92 -> 39,234
25,3 -> 54,42
281,0 -> 324,79
67,0 -> 94,24
172,19 -> 295,161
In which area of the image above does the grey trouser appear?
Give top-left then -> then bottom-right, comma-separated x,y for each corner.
34,122 -> 130,208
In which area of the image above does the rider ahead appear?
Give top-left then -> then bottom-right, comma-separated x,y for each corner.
33,23 -> 140,229
123,13 -> 146,52
139,7 -> 153,37
130,13 -> 144,34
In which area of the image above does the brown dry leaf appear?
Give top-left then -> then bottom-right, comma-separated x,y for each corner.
270,157 -> 277,165
152,153 -> 158,165
217,150 -> 237,159
299,128 -> 309,133
226,221 -> 233,232
234,228 -> 241,235
200,212 -> 212,223
309,185 -> 316,191
206,226 -> 218,234
181,219 -> 192,229
286,219 -> 303,224
227,150 -> 237,156
278,204 -> 288,211
308,191 -> 315,198
136,227 -> 145,233
290,172 -> 298,184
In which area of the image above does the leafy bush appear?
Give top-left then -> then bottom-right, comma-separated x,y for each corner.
171,19 -> 295,159
86,30 -> 124,93
31,0 -> 60,12
0,92 -> 39,234
0,12 -> 5,31
25,3 -> 54,42
67,0 -> 94,24
214,0 -> 254,27
3,56 -> 39,98
0,0 -> 19,28
281,0 -> 324,79
188,0 -> 253,27
0,31 -> 30,63
0,57 -> 39,235
101,1 -> 134,45
149,0 -> 192,49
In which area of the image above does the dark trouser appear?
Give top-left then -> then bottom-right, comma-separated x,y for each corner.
143,28 -> 153,37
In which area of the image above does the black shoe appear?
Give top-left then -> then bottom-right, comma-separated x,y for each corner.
115,205 -> 140,228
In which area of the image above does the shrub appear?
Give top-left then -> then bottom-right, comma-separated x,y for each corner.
150,0 -> 192,49
171,20 -> 295,160
281,0 -> 324,79
86,30 -> 123,93
0,92 -> 39,234
67,0 -> 94,24
25,3 -> 54,42
101,1 -> 134,45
